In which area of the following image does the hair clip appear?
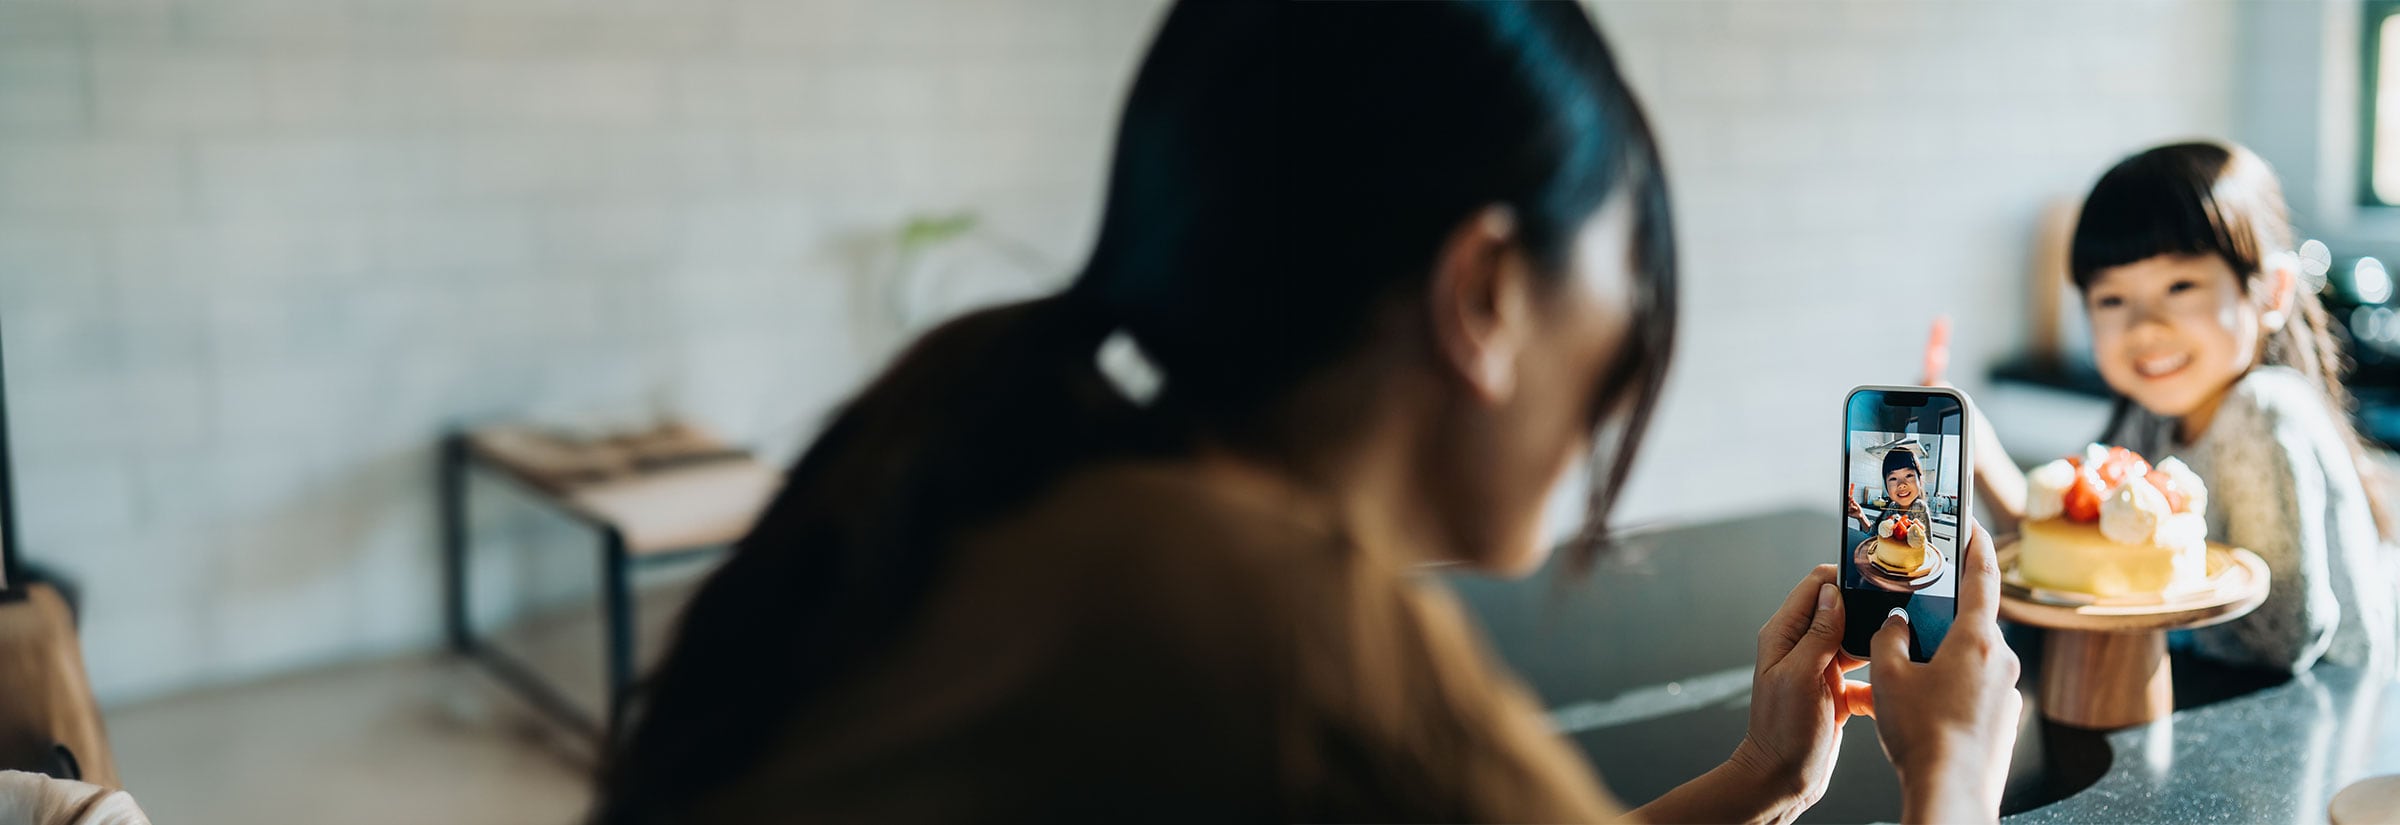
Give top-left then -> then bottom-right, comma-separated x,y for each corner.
1096,329 -> 1163,407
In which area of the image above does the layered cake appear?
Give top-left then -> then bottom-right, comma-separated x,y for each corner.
1871,514 -> 1932,577
2016,444 -> 2209,597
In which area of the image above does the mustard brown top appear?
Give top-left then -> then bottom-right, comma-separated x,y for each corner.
679,461 -> 1622,822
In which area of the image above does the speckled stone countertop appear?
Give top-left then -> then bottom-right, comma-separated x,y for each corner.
1446,509 -> 2400,824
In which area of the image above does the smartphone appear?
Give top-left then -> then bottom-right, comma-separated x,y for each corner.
1840,386 -> 1971,662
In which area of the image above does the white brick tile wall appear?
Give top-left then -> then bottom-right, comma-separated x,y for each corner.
0,137 -> 183,219
13,457 -> 137,538
0,46 -> 86,134
66,0 -> 178,48
88,49 -> 270,134
0,5 -> 82,47
112,368 -> 213,454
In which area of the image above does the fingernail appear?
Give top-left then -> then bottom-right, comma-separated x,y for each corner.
1886,607 -> 1909,625
1816,583 -> 1835,612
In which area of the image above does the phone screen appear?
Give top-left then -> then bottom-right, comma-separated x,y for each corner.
1841,388 -> 1965,662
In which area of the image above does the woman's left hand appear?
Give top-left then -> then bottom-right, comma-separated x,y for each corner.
1735,564 -> 1874,811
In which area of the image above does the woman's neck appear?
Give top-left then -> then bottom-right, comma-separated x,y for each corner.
1189,441 -> 1458,571
1186,371 -> 1464,569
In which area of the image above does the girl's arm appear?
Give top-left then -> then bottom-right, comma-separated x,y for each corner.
1965,401 -> 2026,534
1920,319 -> 2026,533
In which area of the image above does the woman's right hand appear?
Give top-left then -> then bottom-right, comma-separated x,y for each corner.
1868,519 -> 2022,824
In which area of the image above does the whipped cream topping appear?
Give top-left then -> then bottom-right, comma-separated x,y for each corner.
2100,476 -> 2173,545
2153,511 -> 2207,549
2155,456 -> 2207,518
2025,458 -> 2074,521
2028,445 -> 2209,532
1875,516 -> 1928,548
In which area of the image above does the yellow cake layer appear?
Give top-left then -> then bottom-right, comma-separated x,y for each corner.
2017,517 -> 2204,597
1872,537 -> 1926,574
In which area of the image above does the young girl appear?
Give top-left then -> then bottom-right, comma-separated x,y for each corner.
1848,446 -> 1931,535
1959,141 -> 2396,674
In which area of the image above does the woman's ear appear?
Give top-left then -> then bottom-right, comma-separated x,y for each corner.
1427,206 -> 1534,405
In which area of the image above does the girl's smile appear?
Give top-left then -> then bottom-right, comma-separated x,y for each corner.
2132,350 -> 2193,380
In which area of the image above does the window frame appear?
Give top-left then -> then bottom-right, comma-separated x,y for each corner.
2361,0 -> 2400,206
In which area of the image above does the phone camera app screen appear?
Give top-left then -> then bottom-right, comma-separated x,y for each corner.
1843,393 -> 1963,657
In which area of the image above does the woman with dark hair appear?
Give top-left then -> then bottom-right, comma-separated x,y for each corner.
595,2 -> 2020,822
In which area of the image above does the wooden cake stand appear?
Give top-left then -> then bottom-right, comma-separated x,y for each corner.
1995,540 -> 2269,730
1853,538 -> 1948,592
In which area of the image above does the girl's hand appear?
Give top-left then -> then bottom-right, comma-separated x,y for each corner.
1922,315 -> 1952,387
1869,520 -> 2023,824
1733,564 -> 1875,811
1845,491 -> 1865,527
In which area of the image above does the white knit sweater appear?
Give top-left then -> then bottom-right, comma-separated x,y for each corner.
2110,366 -> 2397,673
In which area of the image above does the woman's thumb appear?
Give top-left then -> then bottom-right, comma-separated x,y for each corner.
1873,607 -> 1914,665
1792,583 -> 1845,665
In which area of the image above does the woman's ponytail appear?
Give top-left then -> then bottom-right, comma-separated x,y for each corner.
595,291 -> 1156,823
